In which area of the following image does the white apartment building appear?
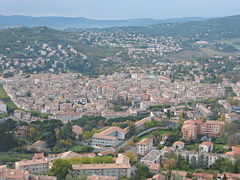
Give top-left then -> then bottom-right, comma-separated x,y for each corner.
137,138 -> 153,156
72,154 -> 131,178
15,159 -> 49,174
92,127 -> 126,147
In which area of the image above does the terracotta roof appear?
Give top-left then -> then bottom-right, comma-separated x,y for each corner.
171,171 -> 187,177
0,168 -> 29,179
146,163 -> 161,171
16,159 -> 48,166
134,117 -> 151,127
72,125 -> 83,135
193,173 -> 214,179
32,153 -> 45,160
58,151 -> 81,159
200,142 -> 214,146
137,138 -> 153,146
173,141 -> 185,146
115,154 -> 130,164
72,163 -> 131,170
93,126 -> 125,140
232,146 -> 240,152
225,173 -> 240,179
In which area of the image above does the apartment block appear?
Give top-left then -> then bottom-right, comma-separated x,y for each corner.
137,138 -> 153,156
15,159 -> 49,174
92,127 -> 126,147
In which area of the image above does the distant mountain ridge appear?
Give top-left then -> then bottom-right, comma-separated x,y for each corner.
105,15 -> 240,40
0,15 -> 208,29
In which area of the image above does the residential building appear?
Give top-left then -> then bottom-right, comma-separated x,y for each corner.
199,142 -> 214,153
137,138 -> 154,156
72,164 -> 131,179
72,125 -> 83,139
201,121 -> 224,136
182,120 -> 197,141
140,150 -> 163,164
15,159 -> 49,174
87,176 -> 117,180
134,117 -> 152,131
182,120 -> 225,140
0,165 -> 29,180
146,163 -> 161,174
225,113 -> 240,123
147,174 -> 165,180
27,140 -> 47,152
92,127 -> 126,147
72,154 -> 131,178
172,141 -> 185,150
0,165 -> 56,180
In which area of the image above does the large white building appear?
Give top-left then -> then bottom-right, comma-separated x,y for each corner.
92,127 -> 127,147
72,154 -> 131,178
15,159 -> 49,174
140,150 -> 163,164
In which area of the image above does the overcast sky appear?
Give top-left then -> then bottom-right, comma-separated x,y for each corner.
0,0 -> 240,20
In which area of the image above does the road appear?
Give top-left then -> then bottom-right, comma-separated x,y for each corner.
116,125 -> 168,150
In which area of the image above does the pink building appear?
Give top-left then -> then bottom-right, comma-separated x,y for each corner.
182,120 -> 224,141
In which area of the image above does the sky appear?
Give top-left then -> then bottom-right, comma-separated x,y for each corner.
0,0 -> 240,20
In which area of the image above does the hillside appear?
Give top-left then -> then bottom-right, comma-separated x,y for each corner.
0,15 -> 240,77
0,15 -> 206,29
0,27 -> 119,76
106,15 -> 240,41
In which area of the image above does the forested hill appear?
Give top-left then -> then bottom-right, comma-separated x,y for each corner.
104,15 -> 240,40
0,15 -> 206,29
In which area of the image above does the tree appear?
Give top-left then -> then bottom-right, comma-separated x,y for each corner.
225,123 -> 240,136
179,112 -> 185,125
197,153 -> 207,169
219,113 -> 226,121
125,151 -> 136,164
66,171 -> 87,180
0,120 -> 18,151
163,158 -> 176,170
128,124 -> 136,136
135,164 -> 151,180
176,155 -> 189,170
198,115 -> 207,122
83,131 -> 92,139
228,133 -> 240,147
222,174 -> 227,180
190,156 -> 197,169
49,159 -> 73,180
128,140 -> 135,146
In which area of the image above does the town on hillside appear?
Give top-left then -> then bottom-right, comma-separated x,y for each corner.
1,65 -> 240,180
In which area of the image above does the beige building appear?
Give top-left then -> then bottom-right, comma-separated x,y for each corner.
0,165 -> 56,180
15,159 -> 49,174
201,120 -> 224,136
92,127 -> 126,147
27,140 -> 47,152
199,142 -> 214,153
172,141 -> 185,150
182,120 -> 197,141
137,138 -> 153,156
0,165 -> 29,180
182,120 -> 224,141
72,154 -> 131,178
